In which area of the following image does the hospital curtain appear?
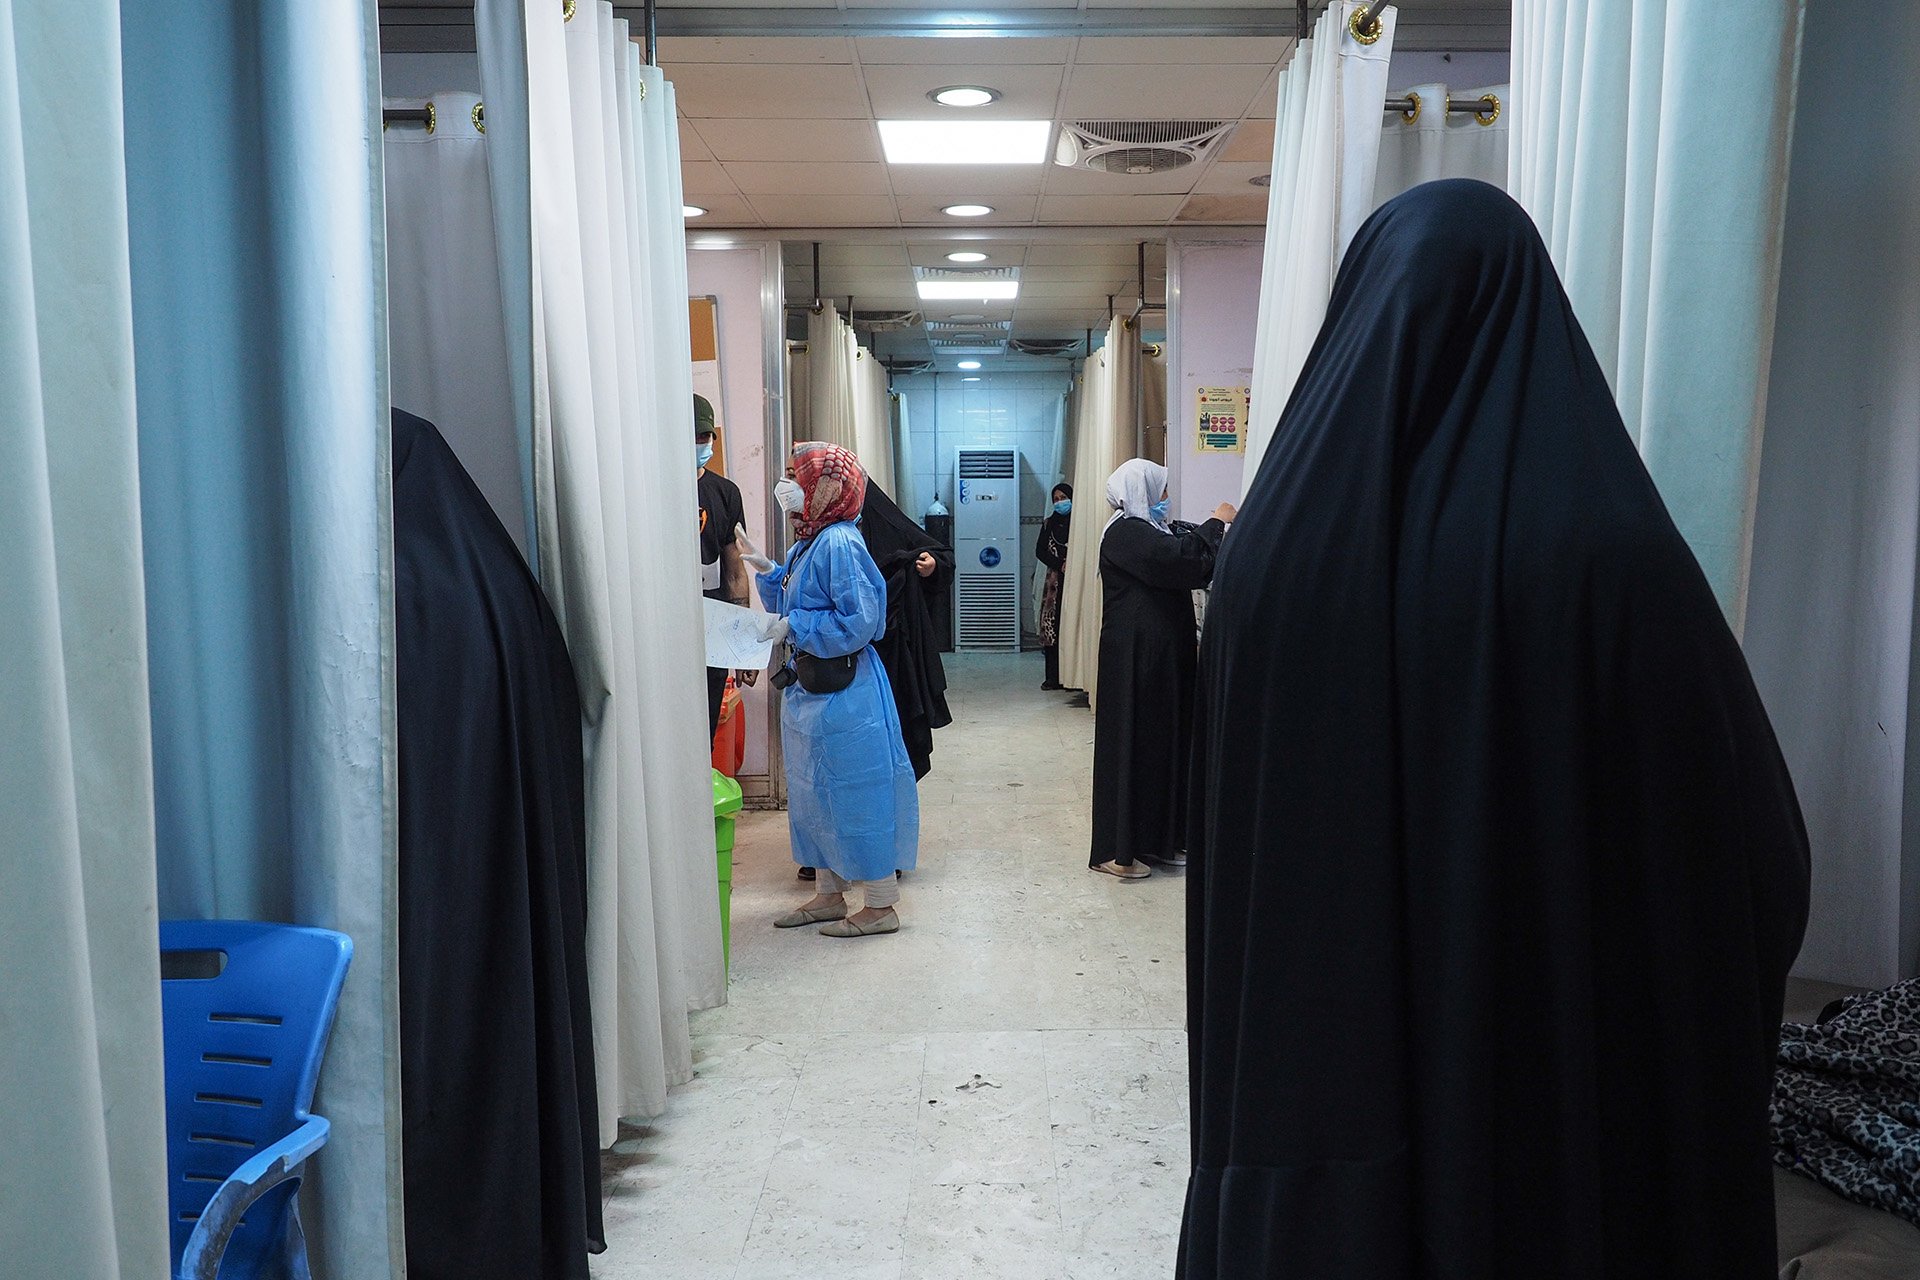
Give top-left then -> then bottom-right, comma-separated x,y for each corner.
892,391 -> 917,514
119,1 -> 404,1276
852,345 -> 897,496
383,89 -> 531,559
518,0 -> 724,1139
1510,0 -> 1805,623
806,302 -> 859,452
1373,82 -> 1510,202
0,4 -> 169,1274
1059,316 -> 1142,706
1242,1 -> 1396,487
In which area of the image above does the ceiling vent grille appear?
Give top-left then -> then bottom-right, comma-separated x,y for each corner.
1009,337 -> 1083,357
914,265 -> 1019,285
929,336 -> 1008,356
1056,120 -> 1233,174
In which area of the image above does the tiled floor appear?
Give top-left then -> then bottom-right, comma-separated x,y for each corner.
595,653 -> 1189,1280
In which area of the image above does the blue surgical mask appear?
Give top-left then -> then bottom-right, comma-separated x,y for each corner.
1053,499 -> 1072,515
696,442 -> 715,470
1149,498 -> 1171,523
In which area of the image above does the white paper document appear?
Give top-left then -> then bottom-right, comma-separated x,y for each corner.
703,598 -> 781,669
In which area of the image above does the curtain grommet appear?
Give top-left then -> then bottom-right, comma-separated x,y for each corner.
424,101 -> 436,135
1349,8 -> 1384,45
472,101 -> 485,134
1400,91 -> 1421,124
563,0 -> 577,21
637,80 -> 648,102
1475,93 -> 1502,127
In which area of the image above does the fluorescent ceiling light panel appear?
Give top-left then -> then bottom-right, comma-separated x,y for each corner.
880,120 -> 1051,166
917,280 -> 1020,301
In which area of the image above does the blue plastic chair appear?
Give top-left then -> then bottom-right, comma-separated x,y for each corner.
160,920 -> 352,1280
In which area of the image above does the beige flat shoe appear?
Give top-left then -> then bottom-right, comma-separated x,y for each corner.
774,902 -> 848,929
1093,860 -> 1151,880
820,910 -> 899,938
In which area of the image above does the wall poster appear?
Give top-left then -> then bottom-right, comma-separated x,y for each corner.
1195,385 -> 1249,454
690,295 -> 726,474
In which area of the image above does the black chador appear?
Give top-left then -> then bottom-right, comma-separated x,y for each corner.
860,479 -> 955,780
393,409 -> 602,1280
1181,181 -> 1810,1278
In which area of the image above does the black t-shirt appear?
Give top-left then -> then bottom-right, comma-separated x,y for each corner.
697,469 -> 745,601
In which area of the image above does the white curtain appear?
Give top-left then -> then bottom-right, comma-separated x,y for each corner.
852,344 -> 896,496
892,390 -> 916,513
0,4 -> 169,1274
1374,82 -> 1510,202
1059,317 -> 1141,705
1510,0 -> 1805,623
1242,1 -> 1397,486
121,2 -> 404,1275
516,0 -> 723,1139
805,304 -> 858,452
383,89 -> 530,558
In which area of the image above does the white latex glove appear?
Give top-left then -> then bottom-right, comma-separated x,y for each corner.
743,551 -> 777,575
760,615 -> 791,645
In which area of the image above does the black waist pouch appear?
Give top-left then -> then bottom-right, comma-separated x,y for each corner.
794,651 -> 858,694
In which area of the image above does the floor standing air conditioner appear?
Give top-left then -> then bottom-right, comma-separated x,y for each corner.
953,448 -> 1022,651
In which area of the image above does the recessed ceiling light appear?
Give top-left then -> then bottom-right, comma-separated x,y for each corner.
930,86 -> 1000,108
957,360 -> 983,370
882,121 -> 1050,166
1249,174 -> 1272,188
942,203 -> 995,218
917,280 -> 1019,301
946,251 -> 989,263
683,204 -> 707,218
948,313 -> 986,321
961,376 -> 982,382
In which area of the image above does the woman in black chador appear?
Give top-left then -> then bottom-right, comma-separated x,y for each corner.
1036,481 -> 1073,689
392,409 -> 601,1280
859,478 -> 954,780
1088,458 -> 1233,879
1180,180 -> 1810,1278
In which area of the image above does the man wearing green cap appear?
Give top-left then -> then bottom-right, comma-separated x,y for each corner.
696,393 -> 754,740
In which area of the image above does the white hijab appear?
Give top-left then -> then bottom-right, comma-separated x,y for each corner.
1105,458 -> 1170,532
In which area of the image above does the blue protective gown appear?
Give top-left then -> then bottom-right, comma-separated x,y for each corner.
757,519 -> 920,881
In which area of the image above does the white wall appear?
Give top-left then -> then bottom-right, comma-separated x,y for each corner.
1743,0 -> 1920,987
897,370 -> 1071,635
688,242 -> 782,783
1166,236 -> 1263,521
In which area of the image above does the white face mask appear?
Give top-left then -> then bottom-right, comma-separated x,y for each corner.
774,477 -> 806,515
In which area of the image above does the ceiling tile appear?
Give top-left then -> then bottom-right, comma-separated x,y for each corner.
907,243 -> 1025,268
1176,193 -> 1269,223
1194,161 -> 1272,195
694,118 -> 881,163
1043,162 -> 1203,197
896,196 -> 1039,225
885,166 -> 1047,197
723,161 -> 892,195
1019,263 -> 1134,285
746,194 -> 899,227
681,161 -> 737,196
657,37 -> 851,64
1074,36 -> 1294,66
853,37 -> 1076,66
860,64 -> 1065,120
683,195 -> 762,226
671,64 -> 869,119
679,118 -> 713,161
1248,67 -> 1283,120
1021,243 -> 1140,266
1038,194 -> 1186,224
1217,119 -> 1274,163
1062,63 -> 1275,120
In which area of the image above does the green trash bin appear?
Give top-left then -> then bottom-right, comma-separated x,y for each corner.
712,770 -> 743,977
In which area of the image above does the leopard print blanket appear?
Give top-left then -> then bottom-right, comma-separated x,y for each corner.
1773,978 -> 1920,1225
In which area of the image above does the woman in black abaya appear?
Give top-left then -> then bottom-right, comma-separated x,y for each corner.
1089,459 -> 1233,879
859,478 -> 954,780
1036,482 -> 1072,690
1181,180 -> 1810,1278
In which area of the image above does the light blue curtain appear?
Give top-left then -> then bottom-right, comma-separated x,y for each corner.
119,2 -> 402,1276
0,2 -> 170,1275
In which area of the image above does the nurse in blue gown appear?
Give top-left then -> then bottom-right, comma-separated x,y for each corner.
757,441 -> 919,938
